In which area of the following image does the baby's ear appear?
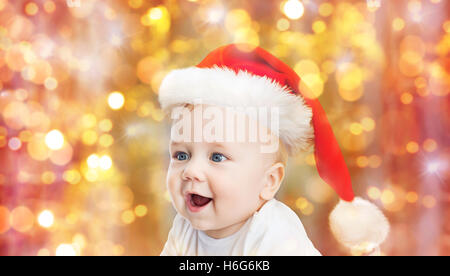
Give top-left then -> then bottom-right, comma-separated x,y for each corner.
259,162 -> 285,201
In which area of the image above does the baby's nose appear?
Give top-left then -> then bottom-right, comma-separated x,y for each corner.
181,158 -> 207,183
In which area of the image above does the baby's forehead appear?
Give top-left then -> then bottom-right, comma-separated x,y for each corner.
169,103 -> 280,154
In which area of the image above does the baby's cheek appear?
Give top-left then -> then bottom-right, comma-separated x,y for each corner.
166,170 -> 180,194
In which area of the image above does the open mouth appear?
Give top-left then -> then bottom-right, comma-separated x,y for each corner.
190,193 -> 212,207
186,193 -> 212,212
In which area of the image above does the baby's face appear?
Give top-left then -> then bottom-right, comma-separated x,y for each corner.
166,104 -> 280,238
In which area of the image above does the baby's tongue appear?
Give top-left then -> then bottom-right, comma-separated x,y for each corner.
192,194 -> 212,206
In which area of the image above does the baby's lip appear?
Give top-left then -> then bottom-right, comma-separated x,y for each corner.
184,191 -> 212,199
184,192 -> 213,212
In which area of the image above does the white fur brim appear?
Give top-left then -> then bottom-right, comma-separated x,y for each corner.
158,65 -> 314,155
329,197 -> 390,250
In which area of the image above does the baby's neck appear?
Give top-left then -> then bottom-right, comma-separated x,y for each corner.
204,219 -> 248,239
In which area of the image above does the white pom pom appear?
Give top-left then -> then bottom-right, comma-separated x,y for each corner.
329,197 -> 390,250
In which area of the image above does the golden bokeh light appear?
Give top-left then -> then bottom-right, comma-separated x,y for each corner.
10,206 -> 34,233
108,91 -> 125,110
367,186 -> 381,200
405,191 -> 418,204
406,141 -> 419,153
45,129 -> 64,150
55,244 -> 77,256
135,205 -> 148,217
37,210 -> 54,228
282,0 -> 305,20
392,18 -> 405,31
318,3 -> 333,17
423,138 -> 437,152
0,206 -> 10,234
121,210 -> 136,224
422,195 -> 436,209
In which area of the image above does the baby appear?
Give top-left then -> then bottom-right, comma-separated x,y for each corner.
158,44 -> 389,256
160,103 -> 321,256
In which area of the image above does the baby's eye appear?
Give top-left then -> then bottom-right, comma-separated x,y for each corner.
210,152 -> 227,163
174,151 -> 189,161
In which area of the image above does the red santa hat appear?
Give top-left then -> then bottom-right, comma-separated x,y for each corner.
158,43 -> 389,252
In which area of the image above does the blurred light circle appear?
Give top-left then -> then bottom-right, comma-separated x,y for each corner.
45,129 -> 64,150
318,3 -> 333,17
108,91 -> 125,110
367,186 -> 381,200
312,20 -> 326,34
81,113 -> 97,129
121,210 -> 135,224
5,44 -> 27,72
392,18 -> 405,31
361,117 -> 375,131
41,171 -> 56,185
276,18 -> 290,31
340,127 -> 368,151
81,130 -> 98,145
8,137 -> 22,151
225,9 -> 252,32
423,139 -> 437,152
336,63 -> 363,91
37,210 -> 54,228
99,134 -> 114,148
98,119 -> 113,132
10,206 -> 34,233
55,244 -> 77,256
304,176 -> 334,203
405,192 -> 418,203
44,77 -> 58,90
63,170 -> 81,185
87,154 -> 100,168
3,101 -> 30,130
282,0 -> 305,20
37,248 -> 50,256
0,206 -> 10,234
99,155 -> 112,170
406,141 -> 419,153
43,1 -> 56,13
49,142 -> 73,166
72,233 -> 87,250
134,205 -> 148,217
356,155 -> 369,168
25,2 -> 39,16
149,7 -> 163,20
27,133 -> 50,161
30,60 -> 52,84
137,56 -> 161,85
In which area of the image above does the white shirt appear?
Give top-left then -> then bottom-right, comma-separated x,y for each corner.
160,198 -> 322,256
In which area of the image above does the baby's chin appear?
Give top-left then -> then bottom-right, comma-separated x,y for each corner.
184,215 -> 216,231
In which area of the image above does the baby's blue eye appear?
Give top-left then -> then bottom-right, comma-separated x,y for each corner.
174,152 -> 189,161
211,153 -> 227,163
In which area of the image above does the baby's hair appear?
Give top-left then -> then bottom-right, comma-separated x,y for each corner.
275,140 -> 288,167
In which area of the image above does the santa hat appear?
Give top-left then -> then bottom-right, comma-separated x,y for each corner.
158,43 -> 389,253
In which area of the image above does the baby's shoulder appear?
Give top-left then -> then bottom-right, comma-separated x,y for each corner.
257,199 -> 303,226
248,199 -> 321,255
250,200 -> 302,238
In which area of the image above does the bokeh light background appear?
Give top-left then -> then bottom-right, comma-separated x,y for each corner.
0,0 -> 449,256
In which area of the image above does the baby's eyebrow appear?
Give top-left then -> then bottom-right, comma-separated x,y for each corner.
209,142 -> 229,150
169,141 -> 184,147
